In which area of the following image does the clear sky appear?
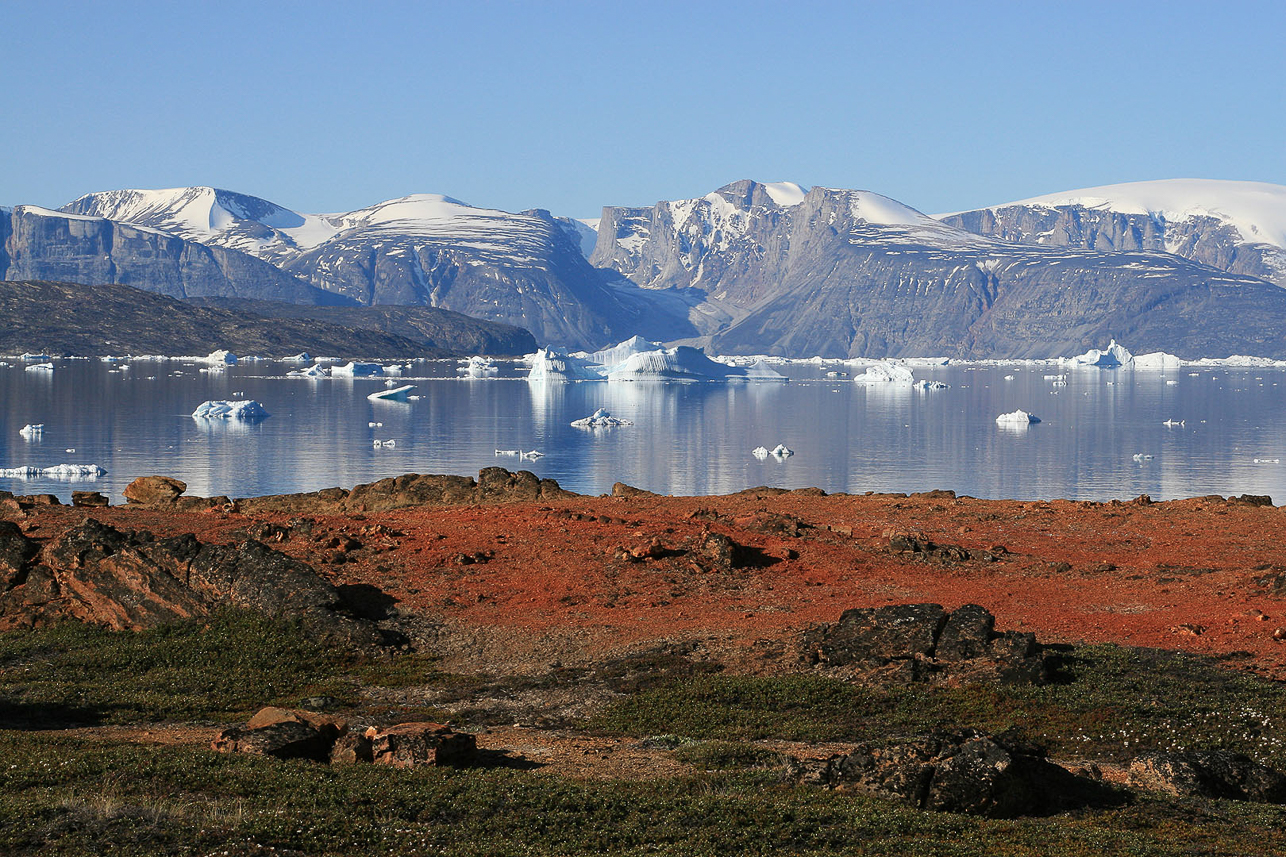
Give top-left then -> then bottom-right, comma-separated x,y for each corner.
3,0 -> 1283,219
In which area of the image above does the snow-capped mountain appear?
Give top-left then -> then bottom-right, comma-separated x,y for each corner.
594,180 -> 1286,358
939,179 -> 1286,287
61,188 -> 687,349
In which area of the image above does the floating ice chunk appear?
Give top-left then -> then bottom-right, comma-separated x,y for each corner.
368,421 -> 383,427
20,352 -> 51,361
332,361 -> 384,377
1132,351 -> 1183,371
373,439 -> 396,448
570,408 -> 633,429
606,346 -> 783,381
494,448 -> 520,456
1003,374 -> 1016,381
913,380 -> 949,391
1043,374 -> 1065,381
367,384 -> 415,402
771,444 -> 794,457
996,410 -> 1040,425
458,356 -> 499,378
854,362 -> 915,385
520,450 -> 544,459
0,463 -> 105,479
19,424 -> 43,439
288,363 -> 329,378
384,364 -> 406,376
283,352 -> 310,363
1132,453 -> 1154,462
1254,458 -> 1280,464
1162,419 -> 1185,427
578,335 -> 661,366
205,349 -> 238,365
191,399 -> 270,420
1166,379 -> 1178,385
25,362 -> 53,372
527,348 -> 605,382
752,446 -> 770,458
1072,339 -> 1133,367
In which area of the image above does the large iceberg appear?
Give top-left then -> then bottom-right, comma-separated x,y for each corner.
605,346 -> 785,382
527,348 -> 604,382
576,335 -> 661,367
854,362 -> 915,385
332,361 -> 384,377
204,349 -> 238,365
1071,340 -> 1133,367
1132,351 -> 1183,371
191,399 -> 270,420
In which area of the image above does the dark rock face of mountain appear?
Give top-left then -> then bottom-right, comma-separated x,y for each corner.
594,181 -> 1286,359
1,207 -> 342,305
0,280 -> 503,358
187,298 -> 537,356
941,205 -> 1286,288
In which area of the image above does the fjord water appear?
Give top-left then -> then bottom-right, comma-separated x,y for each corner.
3,359 -> 1286,504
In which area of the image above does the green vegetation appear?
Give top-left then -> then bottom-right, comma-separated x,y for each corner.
590,645 -> 1286,767
4,616 -> 1286,854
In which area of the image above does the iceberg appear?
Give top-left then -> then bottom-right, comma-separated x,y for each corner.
996,410 -> 1040,425
332,361 -> 384,377
578,335 -> 661,367
605,346 -> 785,382
1132,351 -> 1183,371
913,380 -> 949,391
20,352 -> 51,361
1071,339 -> 1133,367
752,446 -> 770,458
570,408 -> 633,429
0,463 -> 105,479
19,424 -> 43,439
283,352 -> 310,363
770,444 -> 794,457
288,363 -> 329,378
191,399 -> 270,420
204,349 -> 238,365
854,362 -> 915,385
367,384 -> 416,401
373,439 -> 396,448
25,362 -> 54,372
526,348 -> 605,382
458,355 -> 499,378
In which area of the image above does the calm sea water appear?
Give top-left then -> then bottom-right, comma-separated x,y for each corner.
3,357 -> 1286,504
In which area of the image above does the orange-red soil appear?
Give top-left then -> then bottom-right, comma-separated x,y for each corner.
19,489 -> 1286,678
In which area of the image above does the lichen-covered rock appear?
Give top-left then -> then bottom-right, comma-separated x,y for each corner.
1128,750 -> 1286,803
365,722 -> 475,768
122,475 -> 187,506
211,720 -> 335,762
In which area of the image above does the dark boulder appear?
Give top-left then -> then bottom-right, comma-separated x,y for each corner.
0,521 -> 39,591
365,722 -> 476,768
212,720 -> 336,763
1129,750 -> 1286,803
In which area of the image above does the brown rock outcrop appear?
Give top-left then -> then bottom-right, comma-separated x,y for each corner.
1129,751 -> 1286,803
123,476 -> 187,506
0,521 -> 39,591
365,722 -> 476,768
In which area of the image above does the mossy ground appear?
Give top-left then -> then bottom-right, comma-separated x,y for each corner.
4,613 -> 1286,855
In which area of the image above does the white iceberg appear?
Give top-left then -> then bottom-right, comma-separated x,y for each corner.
1132,351 -> 1183,371
20,352 -> 51,361
770,444 -> 794,457
527,348 -> 607,382
913,380 -> 949,391
191,399 -> 270,420
854,362 -> 916,385
571,407 -> 633,429
283,352 -> 311,363
367,384 -> 416,401
1133,453 -> 1154,462
752,446 -> 770,458
204,349 -> 238,365
0,463 -> 105,479
25,362 -> 53,372
605,346 -> 785,382
288,363 -> 329,378
19,424 -> 43,439
494,448 -> 520,456
332,361 -> 384,377
578,335 -> 661,367
1071,339 -> 1132,367
520,450 -> 544,459
1162,419 -> 1185,427
373,439 -> 396,448
458,356 -> 499,378
996,410 -> 1040,425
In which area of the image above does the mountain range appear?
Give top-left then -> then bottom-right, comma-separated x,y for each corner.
5,177 -> 1286,358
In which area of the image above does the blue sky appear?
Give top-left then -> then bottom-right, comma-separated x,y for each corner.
3,1 -> 1282,218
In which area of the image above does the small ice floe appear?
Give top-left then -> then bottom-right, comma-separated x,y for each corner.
520,450 -> 544,460
368,421 -> 384,428
373,439 -> 396,448
996,410 -> 1040,426
1162,419 -> 1185,427
770,444 -> 794,457
1254,458 -> 1281,464
65,448 -> 75,453
1043,374 -> 1065,381
288,363 -> 329,378
384,364 -> 406,376
752,446 -> 770,458
1050,379 -> 1067,387
1003,374 -> 1016,381
283,352 -> 310,363
20,352 -> 51,361
570,408 -> 633,429
1165,379 -> 1178,385
494,449 -> 520,456
332,361 -> 384,377
25,362 -> 53,372
19,424 -> 43,439
367,384 -> 415,402
191,400 -> 270,420
0,463 -> 105,479
1132,453 -> 1154,462
913,380 -> 949,391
